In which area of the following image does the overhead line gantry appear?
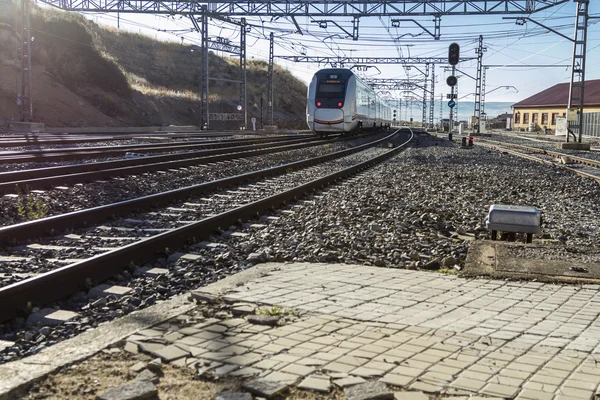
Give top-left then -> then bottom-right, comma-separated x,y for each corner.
37,0 -> 568,16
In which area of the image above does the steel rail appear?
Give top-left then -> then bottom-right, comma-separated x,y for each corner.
0,136 -> 322,184
0,135 -> 306,163
0,131 -> 398,244
0,129 -> 413,322
0,137 -> 337,192
0,132 -> 258,147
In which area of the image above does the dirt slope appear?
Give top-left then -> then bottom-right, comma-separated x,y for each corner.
0,2 -> 307,129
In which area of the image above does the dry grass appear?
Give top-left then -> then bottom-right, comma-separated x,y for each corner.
0,0 -> 308,127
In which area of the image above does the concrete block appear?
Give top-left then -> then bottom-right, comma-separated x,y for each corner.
88,284 -> 133,298
26,309 -> 79,326
557,142 -> 591,150
96,380 -> 157,400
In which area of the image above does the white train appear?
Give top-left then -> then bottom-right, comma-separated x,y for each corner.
306,68 -> 394,135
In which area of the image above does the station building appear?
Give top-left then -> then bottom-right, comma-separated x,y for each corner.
511,79 -> 600,131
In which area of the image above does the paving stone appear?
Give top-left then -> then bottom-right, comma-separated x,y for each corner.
298,375 -> 331,393
232,303 -> 256,316
124,342 -> 139,354
394,391 -> 429,400
147,358 -> 163,373
380,373 -> 413,387
229,367 -> 262,378
333,376 -> 367,388
516,389 -> 554,400
96,380 -> 158,400
263,370 -> 301,385
242,377 -> 290,398
247,315 -> 281,326
481,383 -> 519,398
344,381 -> 394,400
215,393 -> 253,400
450,377 -> 486,392
213,364 -> 241,376
152,344 -> 189,362
191,291 -> 220,304
130,362 -> 147,373
135,369 -> 159,384
26,308 -> 79,326
281,363 -> 315,377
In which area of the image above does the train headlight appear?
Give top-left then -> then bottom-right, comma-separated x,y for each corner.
337,102 -> 343,107
316,101 -> 322,107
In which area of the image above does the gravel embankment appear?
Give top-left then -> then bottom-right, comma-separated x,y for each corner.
2,133 -> 600,363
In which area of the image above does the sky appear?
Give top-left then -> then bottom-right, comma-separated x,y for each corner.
48,1 -> 600,107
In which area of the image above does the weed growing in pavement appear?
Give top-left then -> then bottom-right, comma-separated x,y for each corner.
256,305 -> 299,317
438,268 -> 458,275
15,185 -> 49,221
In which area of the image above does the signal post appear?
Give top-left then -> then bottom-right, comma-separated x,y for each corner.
447,43 -> 459,140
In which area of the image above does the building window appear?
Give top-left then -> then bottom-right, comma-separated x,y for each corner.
523,113 -> 530,124
532,113 -> 538,124
515,112 -> 521,124
541,113 -> 548,125
551,113 -> 559,125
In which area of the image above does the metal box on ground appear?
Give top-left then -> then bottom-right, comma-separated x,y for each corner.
485,204 -> 541,243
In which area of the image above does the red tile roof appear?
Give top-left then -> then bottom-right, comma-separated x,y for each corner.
512,79 -> 600,108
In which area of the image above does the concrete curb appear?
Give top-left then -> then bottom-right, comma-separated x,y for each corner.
0,262 -> 285,400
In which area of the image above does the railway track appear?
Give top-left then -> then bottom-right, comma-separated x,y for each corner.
477,137 -> 600,183
0,134 -> 309,164
0,131 -> 255,147
0,129 -> 413,323
0,134 -> 340,193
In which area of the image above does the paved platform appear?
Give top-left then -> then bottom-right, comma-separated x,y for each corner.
121,262 -> 600,400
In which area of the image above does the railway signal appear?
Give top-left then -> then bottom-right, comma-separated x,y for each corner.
448,43 -> 460,66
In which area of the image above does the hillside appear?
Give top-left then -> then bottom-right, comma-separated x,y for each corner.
0,2 -> 308,129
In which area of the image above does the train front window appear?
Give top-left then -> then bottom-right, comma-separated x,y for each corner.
317,82 -> 345,98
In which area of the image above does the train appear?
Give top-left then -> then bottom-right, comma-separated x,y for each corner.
306,68 -> 394,135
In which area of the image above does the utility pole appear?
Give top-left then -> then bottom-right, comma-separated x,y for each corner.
240,17 -> 247,129
439,93 -> 443,130
199,6 -> 209,129
267,32 -> 274,126
567,0 -> 589,142
473,35 -> 485,134
421,63 -> 429,127
21,0 -> 32,122
429,64 -> 435,129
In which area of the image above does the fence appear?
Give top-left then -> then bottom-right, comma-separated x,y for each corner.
570,112 -> 600,138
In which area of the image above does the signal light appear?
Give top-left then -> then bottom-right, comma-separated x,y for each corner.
337,102 -> 343,107
316,101 -> 322,107
448,43 -> 460,66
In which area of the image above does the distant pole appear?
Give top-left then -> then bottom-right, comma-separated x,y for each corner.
267,32 -> 274,125
240,18 -> 247,130
439,93 -> 443,129
474,35 -> 484,134
21,0 -> 33,122
429,64 -> 435,128
449,66 -> 455,133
